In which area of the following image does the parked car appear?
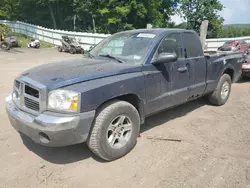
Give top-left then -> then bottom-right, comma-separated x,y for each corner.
5,28 -> 244,161
218,40 -> 250,55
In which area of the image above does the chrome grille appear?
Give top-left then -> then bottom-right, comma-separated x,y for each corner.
24,97 -> 40,111
12,77 -> 47,115
25,85 -> 39,98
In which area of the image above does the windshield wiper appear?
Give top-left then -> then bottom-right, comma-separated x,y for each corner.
99,54 -> 124,63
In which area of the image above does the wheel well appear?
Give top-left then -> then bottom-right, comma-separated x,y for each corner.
223,68 -> 234,81
98,94 -> 144,124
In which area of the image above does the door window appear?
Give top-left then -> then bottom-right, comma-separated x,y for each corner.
153,33 -> 184,60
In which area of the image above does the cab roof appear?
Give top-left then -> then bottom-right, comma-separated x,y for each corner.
115,28 -> 196,35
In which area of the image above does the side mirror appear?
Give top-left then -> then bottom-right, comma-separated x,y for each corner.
152,52 -> 178,64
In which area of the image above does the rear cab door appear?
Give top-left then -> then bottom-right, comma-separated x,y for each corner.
182,31 -> 207,98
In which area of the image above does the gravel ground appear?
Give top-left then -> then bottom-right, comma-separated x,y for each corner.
0,48 -> 250,188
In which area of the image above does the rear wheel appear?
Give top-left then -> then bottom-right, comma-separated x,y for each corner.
208,74 -> 232,106
87,100 -> 140,161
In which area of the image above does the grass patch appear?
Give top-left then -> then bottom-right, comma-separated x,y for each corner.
0,25 -> 54,48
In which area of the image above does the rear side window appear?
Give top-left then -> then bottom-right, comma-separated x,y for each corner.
184,32 -> 201,58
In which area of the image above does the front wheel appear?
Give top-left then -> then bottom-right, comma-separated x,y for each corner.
208,74 -> 232,106
87,100 -> 140,161
69,47 -> 76,54
58,46 -> 63,52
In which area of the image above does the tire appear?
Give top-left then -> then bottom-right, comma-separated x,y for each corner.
69,47 -> 76,54
80,48 -> 85,54
0,41 -> 10,50
58,46 -> 62,52
87,100 -> 140,161
208,74 -> 232,106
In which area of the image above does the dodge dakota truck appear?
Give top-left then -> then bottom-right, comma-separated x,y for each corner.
5,28 -> 243,161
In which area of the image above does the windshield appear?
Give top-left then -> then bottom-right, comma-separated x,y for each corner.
88,32 -> 158,64
224,40 -> 234,45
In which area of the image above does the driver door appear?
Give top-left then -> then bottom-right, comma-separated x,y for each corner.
144,32 -> 190,115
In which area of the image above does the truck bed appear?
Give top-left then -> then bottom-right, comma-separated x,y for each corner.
204,50 -> 243,65
204,50 -> 240,56
204,50 -> 243,85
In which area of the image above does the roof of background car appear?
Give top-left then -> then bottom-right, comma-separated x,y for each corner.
115,28 -> 195,35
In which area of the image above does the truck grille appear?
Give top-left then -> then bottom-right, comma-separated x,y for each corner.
24,97 -> 40,111
13,77 -> 46,115
25,85 -> 39,98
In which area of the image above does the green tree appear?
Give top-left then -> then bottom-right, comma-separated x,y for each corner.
178,0 -> 224,38
74,0 -> 178,34
0,0 -> 24,20
0,0 -> 179,34
219,26 -> 250,38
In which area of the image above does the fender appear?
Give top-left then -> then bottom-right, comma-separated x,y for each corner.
63,72 -> 147,120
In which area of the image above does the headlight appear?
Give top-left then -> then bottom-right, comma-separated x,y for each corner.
48,90 -> 80,112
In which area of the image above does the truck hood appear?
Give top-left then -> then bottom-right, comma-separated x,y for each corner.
19,57 -> 142,90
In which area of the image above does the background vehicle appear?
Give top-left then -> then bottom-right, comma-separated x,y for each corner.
27,39 -> 40,48
241,55 -> 250,78
4,36 -> 21,48
5,28 -> 243,162
57,35 -> 84,54
218,40 -> 250,55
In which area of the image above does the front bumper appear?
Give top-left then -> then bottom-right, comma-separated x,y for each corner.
5,94 -> 95,147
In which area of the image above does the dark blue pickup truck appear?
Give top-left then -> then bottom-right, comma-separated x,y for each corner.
5,28 -> 243,161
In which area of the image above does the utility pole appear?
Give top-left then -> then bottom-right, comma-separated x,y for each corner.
73,0 -> 77,31
146,24 -> 152,29
73,14 -> 76,31
92,14 -> 96,33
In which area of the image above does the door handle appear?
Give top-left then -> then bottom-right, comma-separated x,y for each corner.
177,66 -> 188,73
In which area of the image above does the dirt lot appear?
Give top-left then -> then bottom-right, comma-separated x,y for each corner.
0,48 -> 250,188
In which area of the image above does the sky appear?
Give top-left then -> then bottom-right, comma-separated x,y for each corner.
171,0 -> 250,25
